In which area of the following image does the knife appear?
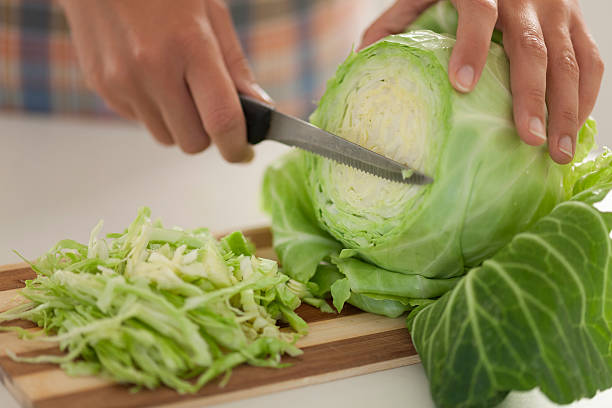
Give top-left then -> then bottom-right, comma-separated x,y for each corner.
239,94 -> 432,185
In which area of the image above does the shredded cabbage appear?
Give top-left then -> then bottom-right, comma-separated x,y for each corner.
0,207 -> 307,393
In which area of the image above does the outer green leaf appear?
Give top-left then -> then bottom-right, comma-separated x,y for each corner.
262,151 -> 342,282
410,199 -> 612,407
347,293 -> 410,319
330,278 -> 351,313
333,257 -> 461,299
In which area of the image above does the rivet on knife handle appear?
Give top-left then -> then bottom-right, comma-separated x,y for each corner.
239,94 -> 272,145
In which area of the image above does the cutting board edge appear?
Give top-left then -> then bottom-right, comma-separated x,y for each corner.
0,263 -> 29,274
1,363 -> 34,408
150,355 -> 421,408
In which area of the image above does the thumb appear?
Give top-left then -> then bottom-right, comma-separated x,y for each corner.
359,0 -> 439,51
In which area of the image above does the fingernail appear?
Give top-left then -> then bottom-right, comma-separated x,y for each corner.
251,84 -> 274,105
241,146 -> 255,163
528,117 -> 547,142
558,135 -> 573,158
455,65 -> 475,92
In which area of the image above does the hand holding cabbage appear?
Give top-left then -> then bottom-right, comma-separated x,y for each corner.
361,0 -> 604,164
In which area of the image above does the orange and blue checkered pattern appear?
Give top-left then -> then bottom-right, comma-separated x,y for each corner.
0,0 -> 386,119
0,0 -> 114,116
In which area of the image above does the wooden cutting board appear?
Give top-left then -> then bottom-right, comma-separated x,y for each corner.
0,227 -> 420,408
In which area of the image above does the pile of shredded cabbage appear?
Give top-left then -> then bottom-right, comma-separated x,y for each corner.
0,207 -> 312,393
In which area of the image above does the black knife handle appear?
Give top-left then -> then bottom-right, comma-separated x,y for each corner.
239,94 -> 272,145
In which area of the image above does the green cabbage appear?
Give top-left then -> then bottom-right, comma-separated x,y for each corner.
264,29 -> 596,316
262,25 -> 612,408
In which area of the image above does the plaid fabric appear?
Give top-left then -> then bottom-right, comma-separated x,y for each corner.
0,0 -> 386,119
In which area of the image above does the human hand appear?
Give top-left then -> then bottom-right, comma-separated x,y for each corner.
360,0 -> 604,164
59,0 -> 273,162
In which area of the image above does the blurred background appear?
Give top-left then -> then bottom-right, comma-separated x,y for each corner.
579,1 -> 610,146
1,1 -> 612,407
0,0 -> 390,258
2,0 -> 610,249
0,0 -> 386,119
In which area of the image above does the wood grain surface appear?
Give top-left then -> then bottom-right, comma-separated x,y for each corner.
0,228 -> 419,408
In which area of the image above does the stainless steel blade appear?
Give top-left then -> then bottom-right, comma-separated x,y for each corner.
266,111 -> 433,185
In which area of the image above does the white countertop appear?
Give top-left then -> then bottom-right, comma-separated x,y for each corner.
1,115 -> 612,408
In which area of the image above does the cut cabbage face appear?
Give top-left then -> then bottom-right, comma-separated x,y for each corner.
310,43 -> 449,246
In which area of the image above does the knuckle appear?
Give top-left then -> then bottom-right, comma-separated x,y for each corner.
468,0 -> 498,19
173,27 -> 213,55
526,87 -> 546,105
559,109 -> 578,127
211,0 -> 231,18
517,29 -> 547,60
554,48 -> 580,79
546,1 -> 571,22
131,47 -> 175,80
207,105 -> 242,135
591,51 -> 605,76
83,69 -> 103,91
225,50 -> 248,70
226,51 -> 252,79
131,47 -> 163,68
103,64 -> 134,88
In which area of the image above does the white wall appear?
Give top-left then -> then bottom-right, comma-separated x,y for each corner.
581,0 -> 611,146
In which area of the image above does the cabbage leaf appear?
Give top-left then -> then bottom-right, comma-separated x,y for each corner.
410,187 -> 612,407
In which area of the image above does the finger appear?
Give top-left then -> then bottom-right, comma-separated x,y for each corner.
359,0 -> 438,50
84,66 -> 136,120
571,22 -> 604,126
132,98 -> 174,146
98,93 -> 137,121
97,66 -> 174,146
542,26 -> 580,164
151,79 -> 210,154
448,0 -> 498,92
501,5 -> 548,146
207,0 -> 273,104
132,44 -> 208,152
185,30 -> 253,163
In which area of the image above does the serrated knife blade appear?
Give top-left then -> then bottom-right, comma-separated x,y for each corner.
240,94 -> 433,185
